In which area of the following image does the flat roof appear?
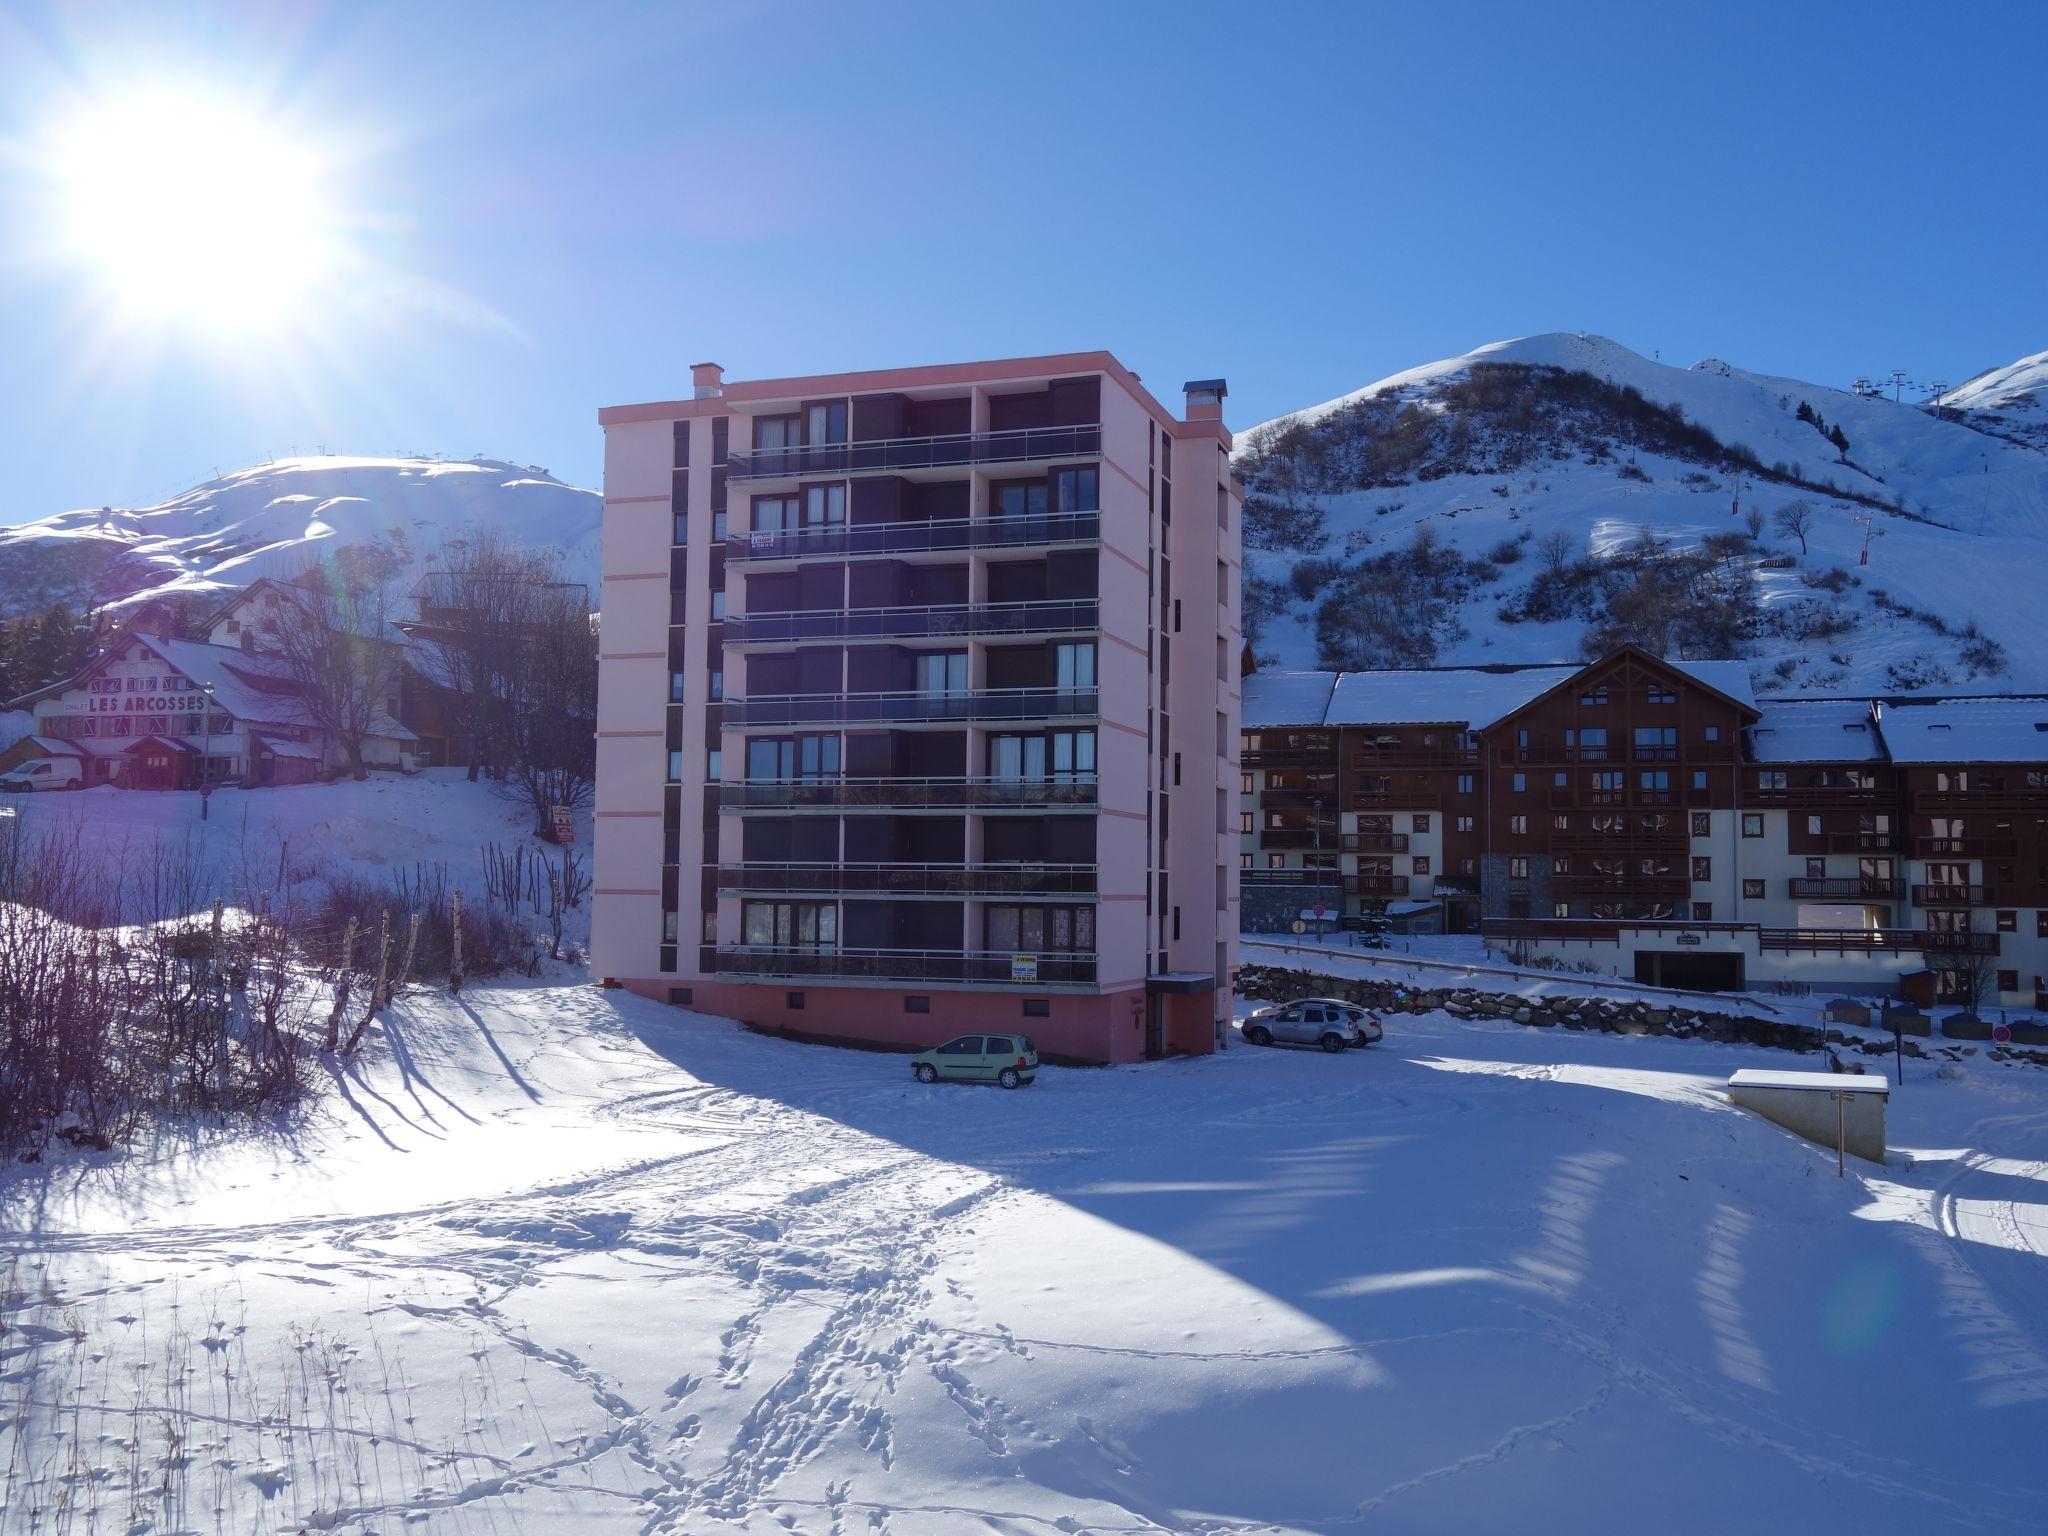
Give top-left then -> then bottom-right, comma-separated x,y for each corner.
1729,1069 -> 1890,1095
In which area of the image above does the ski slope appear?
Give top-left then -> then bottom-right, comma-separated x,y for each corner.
6,977 -> 2047,1532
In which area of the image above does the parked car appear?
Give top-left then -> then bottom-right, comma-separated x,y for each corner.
912,1033 -> 1039,1088
1241,997 -> 1383,1052
0,757 -> 83,792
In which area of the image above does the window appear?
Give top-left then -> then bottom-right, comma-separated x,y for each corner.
1638,770 -> 1671,798
1412,855 -> 1431,875
753,494 -> 798,532
1056,642 -> 1096,691
804,483 -> 846,527
986,905 -> 1094,953
917,652 -> 969,697
2038,911 -> 2048,939
1240,771 -> 1253,794
1512,773 -> 1526,793
1052,729 -> 1094,782
1054,466 -> 1099,513
997,480 -> 1049,520
1998,910 -> 2017,932
1570,727 -> 1609,760
1239,811 -> 1253,833
1634,726 -> 1677,757
1554,772 -> 1568,788
667,750 -> 683,782
1510,815 -> 1528,834
1412,814 -> 1430,833
1704,725 -> 1719,741
1743,879 -> 1765,898
787,991 -> 807,1009
1806,857 -> 1826,879
1240,851 -> 1252,868
708,669 -> 724,702
753,414 -> 800,450
707,747 -> 722,780
1456,815 -> 1474,832
1692,902 -> 1712,920
1553,813 -> 1569,830
1217,560 -> 1229,605
1508,857 -> 1529,879
670,671 -> 687,703
1267,853 -> 1284,869
1692,856 -> 1711,881
805,401 -> 848,445
742,901 -> 837,950
709,589 -> 726,620
1758,770 -> 1787,790
904,996 -> 930,1014
1579,684 -> 1609,705
1023,999 -> 1051,1018
1456,774 -> 1475,794
668,987 -> 693,1006
673,512 -> 688,544
1998,970 -> 2019,994
1646,684 -> 1677,705
1741,814 -> 1763,837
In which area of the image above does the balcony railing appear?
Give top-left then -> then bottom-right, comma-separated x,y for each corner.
1912,884 -> 1988,906
1350,745 -> 1479,768
726,423 -> 1102,481
1352,789 -> 1441,810
717,861 -> 1096,896
716,946 -> 1098,987
1352,874 -> 1410,896
724,686 -> 1097,728
1239,869 -> 1344,887
1812,831 -> 1900,853
1257,786 -> 1340,809
1789,877 -> 1904,900
1341,831 -> 1410,853
719,776 -> 1099,811
1242,747 -> 1339,770
722,599 -> 1097,646
1759,928 -> 1998,955
727,511 -> 1101,563
1552,873 -> 1690,896
1258,827 -> 1339,850
1915,836 -> 2018,858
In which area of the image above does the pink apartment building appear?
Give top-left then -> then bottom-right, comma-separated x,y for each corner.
593,353 -> 1244,1063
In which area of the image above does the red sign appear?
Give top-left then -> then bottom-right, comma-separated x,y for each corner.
549,805 -> 574,845
1312,904 -> 1326,918
1993,1024 -> 2013,1044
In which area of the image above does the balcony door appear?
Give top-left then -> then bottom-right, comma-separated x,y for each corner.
804,483 -> 846,529
741,900 -> 837,951
990,733 -> 1048,783
915,652 -> 968,699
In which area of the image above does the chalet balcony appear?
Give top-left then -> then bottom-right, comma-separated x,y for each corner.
1758,928 -> 1999,955
1258,827 -> 1339,850
724,686 -> 1096,728
1351,789 -> 1441,810
1814,831 -> 1900,853
1242,747 -> 1339,770
718,776 -> 1098,811
1746,786 -> 1895,807
717,862 -> 1097,896
1341,831 -> 1410,854
1912,884 -> 1988,906
1915,836 -> 2018,858
1552,873 -> 1690,897
722,598 -> 1097,647
1351,874 -> 1410,897
1240,869 -> 1344,888
727,510 -> 1101,564
726,423 -> 1101,482
1349,745 -> 1479,768
1789,876 -> 1905,900
715,946 -> 1097,987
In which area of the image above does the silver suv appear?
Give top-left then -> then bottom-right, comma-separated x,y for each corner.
1241,997 -> 1383,1053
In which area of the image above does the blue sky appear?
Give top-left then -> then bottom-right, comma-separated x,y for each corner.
1,0 -> 2042,517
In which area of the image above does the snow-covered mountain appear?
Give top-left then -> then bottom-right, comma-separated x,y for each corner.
0,455 -> 600,621
1237,334 -> 2048,695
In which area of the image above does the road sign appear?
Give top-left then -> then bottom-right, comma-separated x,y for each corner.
1312,904 -> 1326,918
1290,919 -> 1307,934
550,805 -> 574,845
1993,1023 -> 2013,1044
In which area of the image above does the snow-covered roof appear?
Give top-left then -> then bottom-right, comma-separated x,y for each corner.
19,734 -> 83,757
1877,697 -> 2048,764
1747,700 -> 1884,763
1247,656 -> 1755,731
1242,671 -> 1337,729
252,732 -> 324,761
1729,1068 -> 1889,1096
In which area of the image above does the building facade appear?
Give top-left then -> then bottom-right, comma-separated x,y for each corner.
1241,651 -> 2048,1008
594,353 -> 1243,1063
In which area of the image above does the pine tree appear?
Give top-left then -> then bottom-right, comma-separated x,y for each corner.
1795,400 -> 1815,424
1828,423 -> 1850,454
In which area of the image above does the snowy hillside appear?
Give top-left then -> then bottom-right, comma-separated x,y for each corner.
0,455 -> 600,621
1941,347 -> 2048,452
1238,334 -> 2048,694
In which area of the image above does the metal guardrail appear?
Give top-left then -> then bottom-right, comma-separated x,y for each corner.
727,511 -> 1100,562
718,776 -> 1098,811
722,599 -> 1096,645
715,946 -> 1097,985
717,862 -> 1097,895
726,423 -> 1101,480
723,687 -> 1098,727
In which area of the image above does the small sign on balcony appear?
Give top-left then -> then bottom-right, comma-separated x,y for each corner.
1011,954 -> 1039,982
750,532 -> 776,552
1676,932 -> 1703,945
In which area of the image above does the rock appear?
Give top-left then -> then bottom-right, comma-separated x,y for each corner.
1937,1062 -> 1967,1082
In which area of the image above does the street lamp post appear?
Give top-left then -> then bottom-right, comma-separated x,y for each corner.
198,681 -> 216,818
1312,796 -> 1325,941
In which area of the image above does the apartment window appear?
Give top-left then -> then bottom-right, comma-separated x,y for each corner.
1998,910 -> 2018,932
1692,771 -> 1708,791
1998,970 -> 2019,994
741,901 -> 836,950
902,996 -> 931,1014
1554,771 -> 1568,788
1647,685 -> 1677,705
1689,811 -> 1709,836
1634,726 -> 1677,757
1510,815 -> 1528,834
1240,851 -> 1253,868
702,912 -> 717,944
1512,773 -> 1526,793
753,414 -> 799,450
1054,466 -> 1099,513
2038,911 -> 2048,939
662,909 -> 679,943
708,669 -> 724,702
997,480 -> 1049,520
1516,729 -> 1530,757
1806,857 -> 1826,879
1554,901 -> 1571,918
1579,684 -> 1609,705
673,512 -> 688,544
670,671 -> 687,703
1412,856 -> 1431,875
787,991 -> 807,1009
1456,774 -> 1474,794
1743,879 -> 1765,899
917,652 -> 969,697
1758,770 -> 1787,790
1241,771 -> 1253,794
1413,814 -> 1430,833
1552,813 -> 1569,830
1571,726 -> 1609,760
712,510 -> 727,541
1739,813 -> 1762,837
1692,856 -> 1711,881
1460,857 -> 1477,875
1239,810 -> 1253,833
1175,751 -> 1184,788
1508,857 -> 1529,879
667,750 -> 684,782
710,589 -> 726,620
1704,725 -> 1720,741
1052,729 -> 1094,782
1268,853 -> 1285,869
707,747 -> 722,780
804,482 -> 846,527
805,400 -> 848,444
711,415 -> 728,463
1692,902 -> 1712,921
1172,907 -> 1182,941
1023,999 -> 1051,1018
987,905 -> 1093,952
1216,636 -> 1228,681
1055,642 -> 1097,691
753,494 -> 798,531
1807,814 -> 1823,835
1457,815 -> 1475,832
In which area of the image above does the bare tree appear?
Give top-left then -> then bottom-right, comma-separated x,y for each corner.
1772,499 -> 1815,557
1931,943 -> 1997,1018
267,561 -> 405,781
1742,506 -> 1766,543
1534,527 -> 1575,576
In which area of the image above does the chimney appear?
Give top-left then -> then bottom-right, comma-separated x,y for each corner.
690,361 -> 725,400
1183,377 -> 1227,422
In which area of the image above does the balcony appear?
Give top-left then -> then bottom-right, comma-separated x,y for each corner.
1912,884 -> 1988,906
719,776 -> 1099,812
1258,827 -> 1339,850
1351,874 -> 1410,897
1349,745 -> 1479,768
716,946 -> 1097,987
1341,831 -> 1409,854
1257,786 -> 1339,810
1240,869 -> 1344,887
1814,831 -> 1900,853
1351,789 -> 1441,810
724,687 -> 1097,728
1915,836 -> 2018,858
1758,928 -> 1999,955
1242,747 -> 1338,770
1789,877 -> 1905,900
1747,785 -> 1895,807
727,511 -> 1101,564
1552,873 -> 1690,897
726,423 -> 1102,482
722,598 -> 1097,647
717,861 -> 1096,896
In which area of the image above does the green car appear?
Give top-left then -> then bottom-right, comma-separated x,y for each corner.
912,1032 -> 1039,1089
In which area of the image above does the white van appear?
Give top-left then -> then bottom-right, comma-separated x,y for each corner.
0,756 -> 84,792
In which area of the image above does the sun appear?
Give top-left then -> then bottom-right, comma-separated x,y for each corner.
55,95 -> 337,334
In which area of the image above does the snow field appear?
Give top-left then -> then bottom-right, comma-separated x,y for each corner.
7,973 -> 2048,1533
